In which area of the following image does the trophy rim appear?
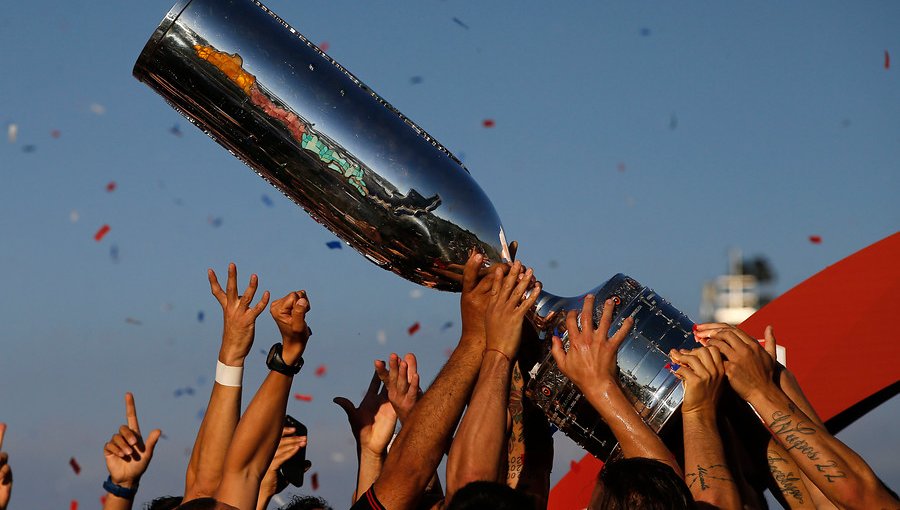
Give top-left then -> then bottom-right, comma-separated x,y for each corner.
132,0 -> 193,80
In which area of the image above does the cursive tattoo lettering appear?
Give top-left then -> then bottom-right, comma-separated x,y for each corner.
685,464 -> 733,491
814,460 -> 848,483
769,407 -> 821,460
767,450 -> 804,504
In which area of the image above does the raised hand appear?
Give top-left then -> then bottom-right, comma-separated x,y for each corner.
460,250 -> 505,341
374,353 -> 421,424
694,323 -> 775,401
334,371 -> 398,457
484,261 -> 540,359
208,263 -> 270,366
269,290 -> 311,365
550,295 -> 634,392
670,346 -> 726,416
257,427 -> 307,508
103,393 -> 162,489
0,424 -> 11,510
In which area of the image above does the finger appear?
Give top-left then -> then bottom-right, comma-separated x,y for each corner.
702,329 -> 745,351
581,295 -> 597,334
499,261 -> 522,299
706,345 -> 725,374
125,393 -> 141,435
763,325 -> 778,360
511,267 -> 534,304
374,360 -> 390,385
595,297 -> 613,336
226,262 -> 238,299
281,426 -> 297,437
111,434 -> 133,455
672,361 -> 697,382
0,463 -> 9,484
706,339 -> 737,360
518,280 -> 541,312
408,372 -> 421,395
608,316 -> 634,350
490,265 -> 504,296
240,273 -> 259,307
694,322 -> 733,332
119,425 -> 140,448
397,360 -> 410,393
0,423 -> 5,450
333,397 -> 356,419
366,369 -> 382,396
208,269 -> 226,306
550,336 -> 567,371
462,251 -> 483,293
104,442 -> 126,459
252,290 -> 271,316
508,240 -> 518,261
143,429 -> 162,457
403,353 -> 418,381
691,347 -> 718,375
0,453 -> 6,468
565,308 -> 579,340
388,353 -> 400,387
672,351 -> 707,378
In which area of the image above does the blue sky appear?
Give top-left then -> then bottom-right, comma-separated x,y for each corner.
1,1 -> 897,508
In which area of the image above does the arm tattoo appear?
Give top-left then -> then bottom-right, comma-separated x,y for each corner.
767,450 -> 804,504
685,464 -> 733,491
814,460 -> 847,483
768,405 -> 847,483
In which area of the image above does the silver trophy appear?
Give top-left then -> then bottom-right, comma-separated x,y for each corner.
134,0 -> 700,459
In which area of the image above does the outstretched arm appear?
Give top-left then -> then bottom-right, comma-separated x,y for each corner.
699,323 -> 899,510
102,393 -> 163,510
551,295 -> 680,474
370,251 -> 502,510
446,262 -> 540,501
215,290 -> 311,510
184,264 -> 269,501
671,347 -> 741,509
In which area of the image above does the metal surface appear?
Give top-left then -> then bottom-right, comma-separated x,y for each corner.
134,0 -> 699,460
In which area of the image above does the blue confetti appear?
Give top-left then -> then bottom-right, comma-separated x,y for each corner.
452,17 -> 470,29
197,310 -> 205,322
640,27 -> 651,36
261,194 -> 274,207
440,321 -> 453,331
22,145 -> 36,153
109,244 -> 119,263
169,124 -> 183,137
326,241 -> 342,250
208,216 -> 223,228
409,76 -> 424,85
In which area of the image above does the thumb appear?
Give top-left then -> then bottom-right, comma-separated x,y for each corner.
144,429 -> 162,457
764,325 -> 778,359
333,397 -> 356,419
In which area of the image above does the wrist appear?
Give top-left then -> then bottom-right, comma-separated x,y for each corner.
360,446 -> 386,461
109,476 -> 139,489
681,406 -> 718,425
218,347 -> 246,367
745,382 -> 783,406
281,343 -> 304,366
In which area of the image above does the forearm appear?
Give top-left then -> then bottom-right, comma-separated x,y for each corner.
766,438 -> 818,509
184,382 -> 242,498
102,493 -> 135,510
683,411 -> 741,509
355,449 -> 385,503
216,371 -> 293,510
749,386 -> 894,509
584,381 -> 680,475
375,335 -> 482,510
446,352 -> 512,497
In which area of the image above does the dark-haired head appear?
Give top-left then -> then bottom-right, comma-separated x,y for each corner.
446,481 -> 535,510
145,496 -> 182,510
175,497 -> 238,510
278,494 -> 332,510
592,457 -> 695,510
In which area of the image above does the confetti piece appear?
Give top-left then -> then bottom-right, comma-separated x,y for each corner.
105,181 -> 117,192
409,76 -> 424,85
208,216 -> 223,228
69,457 -> 81,475
311,472 -> 319,490
110,244 -> 119,262
94,224 -> 111,242
885,50 -> 891,70
326,240 -> 342,249
169,124 -> 183,137
617,162 -> 626,173
22,144 -> 36,153
69,210 -> 79,223
452,17 -> 470,29
408,322 -> 421,336
100,495 -> 107,506
668,113 -> 678,130
376,329 -> 387,345
440,321 -> 453,331
809,235 -> 822,244
6,123 -> 17,143
331,451 -> 345,463
71,500 -> 79,510
125,317 -> 143,325
409,289 -> 423,299
90,103 -> 106,115
640,27 -> 651,37
51,129 -> 61,139
319,41 -> 330,52
548,259 -> 559,269
261,194 -> 274,207
174,388 -> 184,398
294,393 -> 313,402
314,364 -> 327,377
482,119 -> 495,128
197,310 -> 205,322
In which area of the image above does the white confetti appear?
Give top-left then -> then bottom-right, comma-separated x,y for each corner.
330,451 -> 345,463
69,210 -> 79,223
376,329 -> 387,345
7,123 -> 17,143
90,103 -> 106,115
409,288 -> 423,299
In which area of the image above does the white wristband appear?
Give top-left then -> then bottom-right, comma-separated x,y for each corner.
215,360 -> 243,387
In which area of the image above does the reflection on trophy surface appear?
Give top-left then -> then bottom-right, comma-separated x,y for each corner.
134,0 -> 700,459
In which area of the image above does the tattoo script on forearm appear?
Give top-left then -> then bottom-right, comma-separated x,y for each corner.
768,405 -> 847,483
685,464 -> 733,491
767,449 -> 804,504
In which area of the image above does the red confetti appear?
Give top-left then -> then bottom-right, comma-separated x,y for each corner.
70,500 -> 79,510
314,364 -> 327,377
482,119 -> 495,128
319,41 -> 330,52
311,472 -> 319,490
51,129 -> 61,139
94,224 -> 111,242
617,162 -> 626,172
407,322 -> 421,336
100,495 -> 108,506
885,50 -> 891,70
808,235 -> 822,244
294,393 -> 313,402
106,181 -> 117,192
69,457 -> 81,475
570,460 -> 579,471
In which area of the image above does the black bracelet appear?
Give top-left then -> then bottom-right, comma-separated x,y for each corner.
103,475 -> 139,499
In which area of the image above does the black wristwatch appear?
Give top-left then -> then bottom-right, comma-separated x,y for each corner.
266,343 -> 304,375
